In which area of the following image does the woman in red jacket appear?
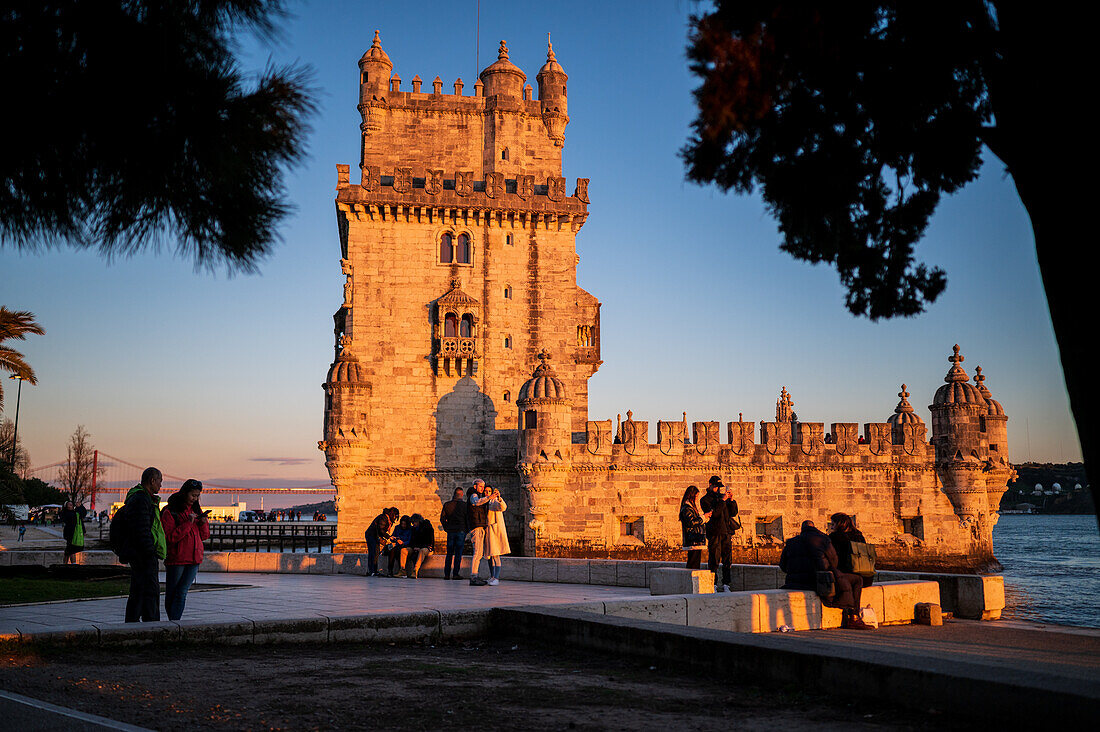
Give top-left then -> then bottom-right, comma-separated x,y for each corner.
160,479 -> 209,620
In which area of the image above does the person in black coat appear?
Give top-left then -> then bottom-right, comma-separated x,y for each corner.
779,520 -> 869,629
829,512 -> 873,586
60,501 -> 88,564
678,485 -> 709,569
699,475 -> 738,591
405,514 -> 435,579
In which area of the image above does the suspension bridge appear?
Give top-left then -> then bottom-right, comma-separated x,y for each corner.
25,451 -> 334,510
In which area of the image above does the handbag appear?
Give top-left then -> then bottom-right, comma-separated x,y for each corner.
849,540 -> 877,578
72,517 -> 85,548
815,570 -> 836,603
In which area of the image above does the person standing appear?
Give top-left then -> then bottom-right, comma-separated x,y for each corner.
124,467 -> 166,623
440,487 -> 467,580
678,486 -> 709,569
466,479 -> 491,586
484,486 -> 510,586
700,476 -> 736,591
17,524 -> 26,541
160,479 -> 209,621
60,500 -> 87,564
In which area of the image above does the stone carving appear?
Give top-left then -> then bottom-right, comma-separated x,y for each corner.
486,172 -> 504,199
425,169 -> 443,195
866,423 -> 891,455
621,410 -> 640,455
336,164 -> 350,188
833,423 -> 860,455
547,176 -> 566,202
574,178 -> 589,203
658,420 -> 685,456
763,421 -> 792,455
341,258 -> 353,307
799,422 -> 824,456
776,387 -> 794,423
903,422 -> 927,456
455,171 -> 473,196
693,421 -> 719,455
393,166 -> 412,193
586,419 -> 612,455
728,416 -> 754,456
517,174 -> 534,200
361,165 -> 381,192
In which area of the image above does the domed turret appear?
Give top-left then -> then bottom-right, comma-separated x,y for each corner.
517,352 -> 568,403
536,37 -> 569,146
359,30 -> 393,101
888,384 -> 925,445
479,40 -> 526,99
326,350 -> 367,384
516,350 -> 572,462
973,366 -> 1004,416
974,365 -> 1009,462
932,344 -> 984,406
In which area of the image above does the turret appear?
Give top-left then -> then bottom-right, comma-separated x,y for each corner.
887,384 -> 925,446
320,346 -> 372,513
358,30 -> 393,102
479,40 -> 526,99
516,350 -> 572,554
536,37 -> 569,146
929,345 -> 990,523
974,366 -> 1009,464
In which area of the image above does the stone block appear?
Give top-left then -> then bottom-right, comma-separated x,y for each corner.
744,564 -> 782,590
278,554 -> 315,573
439,608 -> 491,640
334,553 -> 369,575
309,554 -> 335,575
858,584 -> 885,625
556,559 -> 590,584
604,597 -> 687,626
328,611 -> 440,643
957,575 -> 1005,620
227,553 -> 256,573
414,554 -> 446,578
754,589 -> 827,632
8,551 -> 45,566
252,552 -> 281,573
616,561 -> 647,587
199,553 -> 229,572
643,561 -> 680,587
542,601 -> 605,615
589,561 -> 617,586
16,627 -> 100,647
914,602 -> 944,626
531,558 -> 557,583
0,551 -> 11,566
685,592 -> 756,632
177,619 -> 255,645
500,556 -> 533,581
253,616 -> 329,644
879,581 -> 940,625
649,568 -> 714,596
80,551 -> 121,566
97,621 -> 180,646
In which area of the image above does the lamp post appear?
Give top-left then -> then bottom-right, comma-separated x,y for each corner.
8,374 -> 23,470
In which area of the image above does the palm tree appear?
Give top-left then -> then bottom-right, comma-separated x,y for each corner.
0,307 -> 44,411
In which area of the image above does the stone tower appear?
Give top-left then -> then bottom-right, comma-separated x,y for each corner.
322,33 -> 601,547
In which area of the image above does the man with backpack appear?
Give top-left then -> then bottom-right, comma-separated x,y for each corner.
116,467 -> 166,622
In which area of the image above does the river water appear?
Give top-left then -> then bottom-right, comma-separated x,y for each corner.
994,514 -> 1100,628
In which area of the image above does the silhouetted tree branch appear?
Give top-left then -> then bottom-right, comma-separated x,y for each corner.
0,1 -> 315,273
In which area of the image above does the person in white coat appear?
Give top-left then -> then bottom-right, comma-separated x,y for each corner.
484,486 -> 510,586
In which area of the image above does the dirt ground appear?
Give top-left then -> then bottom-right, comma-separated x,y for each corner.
0,639 -> 962,731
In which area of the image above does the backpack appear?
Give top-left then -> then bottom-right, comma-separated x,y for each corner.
849,540 -> 877,579
109,500 -> 134,562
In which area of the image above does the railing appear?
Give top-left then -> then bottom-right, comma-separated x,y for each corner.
205,522 -> 336,553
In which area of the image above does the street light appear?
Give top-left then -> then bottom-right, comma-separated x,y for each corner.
8,374 -> 24,470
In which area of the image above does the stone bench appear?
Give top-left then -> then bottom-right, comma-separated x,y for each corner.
649,568 -> 715,595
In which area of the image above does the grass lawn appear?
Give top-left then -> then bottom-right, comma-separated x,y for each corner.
0,577 -> 134,605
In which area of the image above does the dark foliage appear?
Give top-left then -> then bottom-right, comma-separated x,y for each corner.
683,2 -> 999,319
0,1 -> 315,272
22,476 -> 67,507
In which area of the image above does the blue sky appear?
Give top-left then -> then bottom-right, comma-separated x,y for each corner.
0,1 -> 1080,507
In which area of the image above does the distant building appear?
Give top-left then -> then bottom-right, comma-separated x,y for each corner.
320,34 -> 1014,571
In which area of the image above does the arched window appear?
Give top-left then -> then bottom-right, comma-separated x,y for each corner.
440,233 -> 454,263
504,336 -> 512,349
456,234 -> 470,264
444,313 -> 458,337
505,234 -> 514,246
460,313 -> 473,337
503,391 -> 511,402
504,286 -> 512,299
